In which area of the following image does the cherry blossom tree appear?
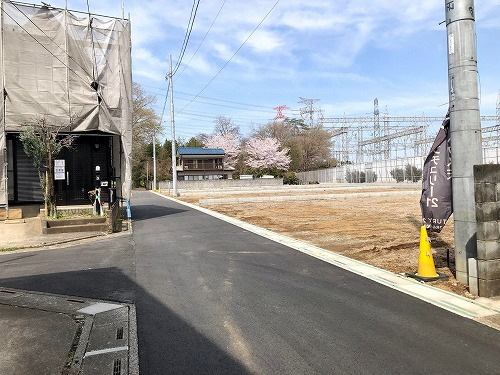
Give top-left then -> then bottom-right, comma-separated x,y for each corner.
204,133 -> 241,169
244,137 -> 291,170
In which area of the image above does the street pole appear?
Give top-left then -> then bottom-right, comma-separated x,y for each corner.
153,127 -> 157,190
445,0 -> 482,284
169,55 -> 178,197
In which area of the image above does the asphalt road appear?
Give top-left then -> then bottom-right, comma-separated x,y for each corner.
1,190 -> 499,374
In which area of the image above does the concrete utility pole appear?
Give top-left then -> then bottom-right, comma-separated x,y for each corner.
169,55 -> 178,197
153,127 -> 157,191
445,0 -> 482,284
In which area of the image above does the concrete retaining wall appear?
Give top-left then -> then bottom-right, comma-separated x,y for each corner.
474,164 -> 500,297
158,178 -> 283,191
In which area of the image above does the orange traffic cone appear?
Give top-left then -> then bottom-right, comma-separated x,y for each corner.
408,226 -> 447,282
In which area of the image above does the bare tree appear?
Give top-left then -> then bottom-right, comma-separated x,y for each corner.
297,126 -> 332,171
132,82 -> 161,145
19,118 -> 76,218
213,116 -> 240,137
131,83 -> 162,187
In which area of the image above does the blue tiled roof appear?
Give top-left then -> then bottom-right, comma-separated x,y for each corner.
177,147 -> 225,155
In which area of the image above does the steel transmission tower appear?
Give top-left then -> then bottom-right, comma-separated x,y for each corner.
373,99 -> 381,159
497,91 -> 500,126
273,105 -> 288,121
323,113 -> 497,164
298,97 -> 320,127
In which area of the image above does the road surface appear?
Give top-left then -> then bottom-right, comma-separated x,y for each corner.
0,190 -> 499,374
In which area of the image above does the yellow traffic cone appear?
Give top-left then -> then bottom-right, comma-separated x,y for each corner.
408,226 -> 447,282
416,226 -> 439,279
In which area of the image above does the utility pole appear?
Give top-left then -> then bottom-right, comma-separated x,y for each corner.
153,127 -> 156,190
168,55 -> 178,197
445,0 -> 482,284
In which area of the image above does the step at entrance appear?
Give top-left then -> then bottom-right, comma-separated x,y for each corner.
0,208 -> 23,220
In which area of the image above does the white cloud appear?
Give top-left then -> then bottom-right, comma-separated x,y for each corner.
178,53 -> 217,76
244,29 -> 284,53
44,0 -> 499,139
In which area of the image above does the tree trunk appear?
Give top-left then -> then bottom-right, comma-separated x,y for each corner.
44,169 -> 48,217
46,153 -> 57,218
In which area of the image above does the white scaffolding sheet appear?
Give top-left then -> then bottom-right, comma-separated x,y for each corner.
1,1 -> 132,201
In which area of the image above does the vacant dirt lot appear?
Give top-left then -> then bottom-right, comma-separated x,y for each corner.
174,186 -> 474,299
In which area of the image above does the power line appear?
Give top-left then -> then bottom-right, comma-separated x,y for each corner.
172,0 -> 201,76
159,0 -> 201,137
176,0 -> 281,115
179,110 -> 271,121
175,0 -> 228,80
174,97 -> 273,113
142,84 -> 272,109
176,91 -> 273,109
158,84 -> 170,127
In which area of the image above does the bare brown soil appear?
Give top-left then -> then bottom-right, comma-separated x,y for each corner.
174,188 -> 475,299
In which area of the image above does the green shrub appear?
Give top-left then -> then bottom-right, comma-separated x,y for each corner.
283,172 -> 300,185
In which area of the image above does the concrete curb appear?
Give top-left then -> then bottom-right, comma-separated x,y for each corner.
154,191 -> 500,330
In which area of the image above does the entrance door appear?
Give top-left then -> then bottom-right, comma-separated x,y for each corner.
56,137 -> 111,205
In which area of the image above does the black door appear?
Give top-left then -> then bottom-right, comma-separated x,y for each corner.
56,137 -> 111,205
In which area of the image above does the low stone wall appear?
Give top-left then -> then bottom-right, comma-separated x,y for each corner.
473,164 -> 500,297
158,178 -> 283,191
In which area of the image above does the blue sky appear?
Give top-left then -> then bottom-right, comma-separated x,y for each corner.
49,0 -> 499,141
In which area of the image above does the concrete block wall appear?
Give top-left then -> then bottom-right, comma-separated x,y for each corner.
474,164 -> 500,297
158,178 -> 284,191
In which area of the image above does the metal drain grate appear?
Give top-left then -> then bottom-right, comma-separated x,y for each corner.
116,327 -> 124,340
112,358 -> 121,375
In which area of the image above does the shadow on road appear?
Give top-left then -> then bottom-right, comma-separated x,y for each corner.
0,268 -> 250,374
131,204 -> 188,222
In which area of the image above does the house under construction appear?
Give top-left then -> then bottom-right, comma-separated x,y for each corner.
0,1 -> 132,214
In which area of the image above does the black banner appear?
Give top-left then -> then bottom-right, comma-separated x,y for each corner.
420,111 -> 452,233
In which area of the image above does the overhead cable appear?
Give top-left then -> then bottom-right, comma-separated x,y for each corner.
142,84 -> 272,109
176,0 -> 281,115
175,0 -> 228,80
172,0 -> 201,76
159,85 -> 170,126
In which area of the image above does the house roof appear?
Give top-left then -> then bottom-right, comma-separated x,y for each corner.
177,147 -> 225,155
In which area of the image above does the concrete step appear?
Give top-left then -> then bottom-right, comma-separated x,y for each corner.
42,217 -> 108,234
0,208 -> 23,220
45,217 -> 106,227
44,223 -> 108,234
